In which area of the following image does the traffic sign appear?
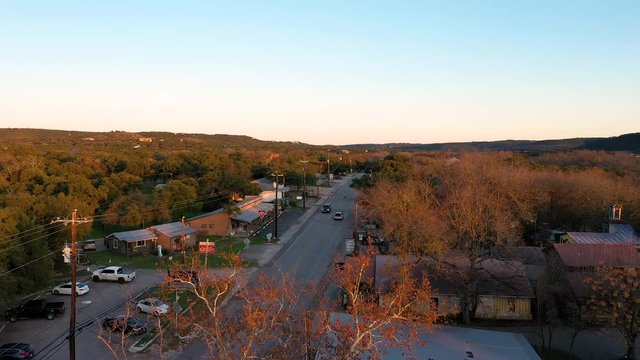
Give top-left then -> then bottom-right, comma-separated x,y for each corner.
258,210 -> 266,219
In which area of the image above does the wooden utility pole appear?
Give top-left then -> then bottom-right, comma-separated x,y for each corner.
52,210 -> 91,360
181,216 -> 186,259
273,175 -> 279,239
300,160 -> 309,209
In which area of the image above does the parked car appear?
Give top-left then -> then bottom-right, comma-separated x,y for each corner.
321,204 -> 332,213
92,266 -> 136,283
81,239 -> 96,251
333,211 -> 344,221
102,315 -> 147,335
52,282 -> 89,296
5,299 -> 65,323
136,298 -> 169,315
0,343 -> 34,359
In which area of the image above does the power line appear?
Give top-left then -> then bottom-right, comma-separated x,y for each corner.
0,226 -> 69,254
0,222 -> 64,246
0,183 -> 260,276
0,183 -> 256,249
0,249 -> 58,278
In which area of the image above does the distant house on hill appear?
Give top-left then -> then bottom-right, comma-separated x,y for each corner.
105,229 -> 157,257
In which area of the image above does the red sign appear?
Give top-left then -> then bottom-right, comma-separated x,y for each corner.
258,210 -> 266,219
198,242 -> 215,254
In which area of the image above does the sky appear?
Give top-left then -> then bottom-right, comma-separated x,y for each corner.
0,1 -> 638,145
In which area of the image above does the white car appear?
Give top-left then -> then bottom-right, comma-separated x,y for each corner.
52,282 -> 90,296
136,298 -> 169,315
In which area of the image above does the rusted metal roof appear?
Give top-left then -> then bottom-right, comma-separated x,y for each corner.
553,243 -> 640,268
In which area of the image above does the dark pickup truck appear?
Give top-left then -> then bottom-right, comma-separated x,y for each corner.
5,298 -> 65,322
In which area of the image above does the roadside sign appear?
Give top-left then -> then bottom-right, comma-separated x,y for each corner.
296,196 -> 303,200
258,210 -> 266,219
345,238 -> 355,255
198,241 -> 215,254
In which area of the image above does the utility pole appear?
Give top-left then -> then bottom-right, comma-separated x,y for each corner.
273,174 -> 279,240
300,160 -> 309,209
272,173 -> 283,240
181,216 -> 185,259
52,210 -> 91,360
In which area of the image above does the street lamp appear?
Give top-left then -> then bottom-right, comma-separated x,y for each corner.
300,160 -> 309,209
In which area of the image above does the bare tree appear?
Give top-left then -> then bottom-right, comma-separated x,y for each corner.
319,248 -> 439,359
586,266 -> 640,359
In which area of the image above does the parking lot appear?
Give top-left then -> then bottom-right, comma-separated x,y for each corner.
0,268 -> 165,359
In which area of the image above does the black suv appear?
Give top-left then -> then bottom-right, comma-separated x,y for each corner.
321,204 -> 332,213
102,316 -> 147,335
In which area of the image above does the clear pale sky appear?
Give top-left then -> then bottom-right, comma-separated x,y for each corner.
0,1 -> 638,145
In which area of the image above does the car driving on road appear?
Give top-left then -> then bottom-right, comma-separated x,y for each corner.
102,315 -> 147,335
136,298 -> 169,315
321,204 -> 332,213
333,211 -> 344,221
52,282 -> 90,296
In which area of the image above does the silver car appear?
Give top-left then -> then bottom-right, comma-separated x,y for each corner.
136,298 -> 169,315
52,282 -> 90,296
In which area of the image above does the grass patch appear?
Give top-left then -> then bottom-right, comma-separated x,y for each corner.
86,250 -> 163,269
87,235 -> 254,270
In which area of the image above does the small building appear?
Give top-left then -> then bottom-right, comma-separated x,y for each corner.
317,312 -> 541,360
105,229 -> 157,257
188,208 -> 232,236
231,202 -> 274,235
187,196 -> 273,236
548,243 -> 640,300
150,222 -> 197,254
375,255 -> 534,321
557,205 -> 640,246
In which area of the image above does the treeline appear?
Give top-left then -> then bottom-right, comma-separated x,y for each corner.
366,150 -> 640,241
361,150 -> 640,324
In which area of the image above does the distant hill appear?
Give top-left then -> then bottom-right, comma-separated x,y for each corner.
346,133 -> 640,153
1,128 -> 637,153
0,128 -> 312,151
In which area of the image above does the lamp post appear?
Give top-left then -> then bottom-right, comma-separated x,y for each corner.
300,160 -> 309,209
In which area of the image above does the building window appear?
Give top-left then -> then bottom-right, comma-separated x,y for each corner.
135,240 -> 145,248
507,299 -> 516,313
113,239 -> 118,249
201,224 -> 207,228
208,224 -> 214,228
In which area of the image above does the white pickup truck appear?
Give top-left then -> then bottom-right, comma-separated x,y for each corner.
92,266 -> 136,283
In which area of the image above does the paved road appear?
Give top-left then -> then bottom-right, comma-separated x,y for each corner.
165,176 -> 358,359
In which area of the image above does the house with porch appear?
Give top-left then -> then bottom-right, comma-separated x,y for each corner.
187,196 -> 274,236
104,229 -> 157,257
150,221 -> 197,254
